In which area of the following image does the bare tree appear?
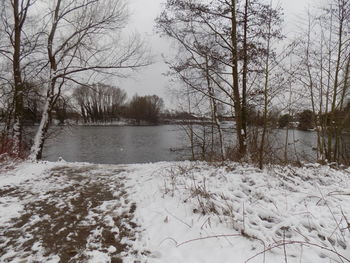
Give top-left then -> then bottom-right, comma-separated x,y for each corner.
296,0 -> 350,164
128,94 -> 164,124
257,0 -> 285,168
0,0 -> 36,155
28,0 -> 151,160
73,84 -> 127,123
157,0 -> 284,162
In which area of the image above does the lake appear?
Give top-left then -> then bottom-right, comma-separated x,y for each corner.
41,125 -> 184,164
37,125 -> 330,164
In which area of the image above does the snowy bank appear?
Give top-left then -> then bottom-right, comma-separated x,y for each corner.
0,161 -> 349,262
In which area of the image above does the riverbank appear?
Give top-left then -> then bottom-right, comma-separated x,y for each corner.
16,118 -> 232,127
0,160 -> 349,262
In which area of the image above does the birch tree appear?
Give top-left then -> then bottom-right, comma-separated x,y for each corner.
29,0 -> 150,160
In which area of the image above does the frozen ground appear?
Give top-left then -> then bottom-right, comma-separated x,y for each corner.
0,160 -> 349,262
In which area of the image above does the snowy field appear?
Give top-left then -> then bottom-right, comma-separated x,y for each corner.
0,160 -> 349,262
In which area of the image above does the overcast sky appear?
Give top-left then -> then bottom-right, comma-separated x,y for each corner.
119,0 -> 317,108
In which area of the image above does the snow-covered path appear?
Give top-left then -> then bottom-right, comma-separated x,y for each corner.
0,163 -> 143,262
0,161 -> 350,263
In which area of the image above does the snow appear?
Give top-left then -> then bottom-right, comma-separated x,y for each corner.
0,161 -> 57,226
0,197 -> 23,225
87,251 -> 110,263
0,160 -> 349,262
126,162 -> 350,262
0,161 -> 55,187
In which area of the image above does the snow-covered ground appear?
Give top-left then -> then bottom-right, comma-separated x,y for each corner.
0,160 -> 349,262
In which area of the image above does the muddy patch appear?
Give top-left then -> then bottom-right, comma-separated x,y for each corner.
0,165 -> 141,262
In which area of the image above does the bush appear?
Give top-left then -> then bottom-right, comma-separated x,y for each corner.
128,95 -> 164,124
0,135 -> 28,161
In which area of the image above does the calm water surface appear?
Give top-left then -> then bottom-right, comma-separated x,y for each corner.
39,125 -> 346,164
42,125 -> 184,164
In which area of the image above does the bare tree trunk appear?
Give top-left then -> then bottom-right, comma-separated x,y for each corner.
205,55 -> 225,160
284,80 -> 293,163
29,0 -> 61,160
230,0 -> 246,159
258,1 -> 272,169
210,96 -> 225,160
305,12 -> 323,162
242,0 -> 249,138
11,0 -> 31,155
29,88 -> 55,160
325,9 -> 333,161
318,29 -> 326,161
187,86 -> 195,160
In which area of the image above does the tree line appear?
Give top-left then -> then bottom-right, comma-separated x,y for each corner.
73,84 -> 164,124
0,81 -> 164,126
279,108 -> 350,132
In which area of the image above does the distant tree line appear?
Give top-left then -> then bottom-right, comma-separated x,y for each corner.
73,84 -> 127,123
278,107 -> 350,132
73,84 -> 164,124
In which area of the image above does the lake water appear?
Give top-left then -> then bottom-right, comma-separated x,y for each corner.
38,125 -> 328,164
42,125 -> 184,164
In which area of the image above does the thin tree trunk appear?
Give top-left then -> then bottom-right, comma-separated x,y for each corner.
305,13 -> 322,161
325,6 -> 333,161
242,0 -> 249,138
230,0 -> 245,159
319,29 -> 326,161
187,86 -> 195,160
11,0 -> 28,155
284,80 -> 293,163
205,55 -> 225,160
258,1 -> 272,169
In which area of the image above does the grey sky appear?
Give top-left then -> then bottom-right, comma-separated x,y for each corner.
119,0 -> 315,108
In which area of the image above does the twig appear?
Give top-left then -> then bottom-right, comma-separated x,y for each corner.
283,229 -> 288,263
341,209 -> 350,234
176,234 -> 241,247
158,237 -> 178,247
165,208 -> 192,228
317,186 -> 347,245
200,216 -> 211,230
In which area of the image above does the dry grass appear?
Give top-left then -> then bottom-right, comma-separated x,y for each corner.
160,162 -> 350,262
